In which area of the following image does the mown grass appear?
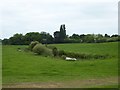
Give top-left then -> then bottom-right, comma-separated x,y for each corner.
51,42 -> 118,57
2,42 -> 118,87
91,84 -> 119,88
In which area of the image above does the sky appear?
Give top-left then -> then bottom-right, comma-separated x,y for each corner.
0,0 -> 119,39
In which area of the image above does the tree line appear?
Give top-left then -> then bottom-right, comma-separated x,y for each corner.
2,32 -> 120,45
2,24 -> 120,45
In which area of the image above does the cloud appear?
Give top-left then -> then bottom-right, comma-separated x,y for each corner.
0,0 -> 118,39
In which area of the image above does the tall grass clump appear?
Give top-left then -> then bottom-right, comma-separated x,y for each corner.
33,44 -> 53,56
52,47 -> 58,57
29,41 -> 39,51
56,49 -> 108,60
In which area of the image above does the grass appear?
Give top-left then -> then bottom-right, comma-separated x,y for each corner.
51,42 -> 118,57
2,42 -> 119,88
93,84 -> 119,88
0,44 -> 2,86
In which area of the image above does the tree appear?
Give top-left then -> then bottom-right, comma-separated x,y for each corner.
24,32 -> 41,45
60,24 -> 66,42
111,34 -> 118,37
2,39 -> 10,45
0,39 -> 1,44
40,32 -> 53,44
83,34 -> 94,43
79,34 -> 86,42
70,34 -> 80,39
104,34 -> 110,38
95,34 -> 105,43
9,33 -> 24,45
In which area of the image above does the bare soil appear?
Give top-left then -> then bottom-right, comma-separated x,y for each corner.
2,77 -> 118,88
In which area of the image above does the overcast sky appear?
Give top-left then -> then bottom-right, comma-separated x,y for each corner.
0,0 -> 118,39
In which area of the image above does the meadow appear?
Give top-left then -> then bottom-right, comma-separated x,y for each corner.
2,42 -> 119,88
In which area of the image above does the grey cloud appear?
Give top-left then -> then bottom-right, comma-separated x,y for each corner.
0,0 -> 118,39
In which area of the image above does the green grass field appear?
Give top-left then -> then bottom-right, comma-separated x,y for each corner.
51,42 -> 118,57
2,42 -> 119,88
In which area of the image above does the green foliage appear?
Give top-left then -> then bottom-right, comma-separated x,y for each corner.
51,42 -> 118,58
60,24 -> 66,41
40,32 -> 53,44
70,34 -> 80,40
48,46 -> 107,59
2,39 -> 10,45
2,32 -> 53,45
1,24 -> 120,45
24,32 -> 41,45
9,33 -> 24,45
2,31 -> 120,45
2,43 -> 118,84
32,44 -> 53,56
52,47 -> 58,57
107,37 -> 119,42
58,50 -> 65,56
29,41 -> 39,51
63,51 -> 106,59
61,55 -> 66,59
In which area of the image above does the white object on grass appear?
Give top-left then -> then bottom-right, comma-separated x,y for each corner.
65,57 -> 77,61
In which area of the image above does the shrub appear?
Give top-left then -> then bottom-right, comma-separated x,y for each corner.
60,51 -> 107,60
52,47 -> 58,57
32,44 -> 53,56
107,37 -> 119,42
29,41 -> 39,51
58,50 -> 65,56
43,48 -> 53,57
61,55 -> 66,59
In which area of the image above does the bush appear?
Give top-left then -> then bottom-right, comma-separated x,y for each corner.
52,47 -> 58,57
29,41 -> 39,51
61,51 -> 107,60
61,55 -> 66,60
107,37 -> 119,42
32,44 -> 53,56
58,50 -> 65,56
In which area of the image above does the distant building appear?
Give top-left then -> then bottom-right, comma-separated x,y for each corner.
54,24 -> 66,43
54,31 -> 60,39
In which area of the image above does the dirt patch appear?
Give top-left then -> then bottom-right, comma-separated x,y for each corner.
2,77 -> 118,88
62,77 -> 118,88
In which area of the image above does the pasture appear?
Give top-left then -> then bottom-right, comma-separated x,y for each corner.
2,42 -> 119,88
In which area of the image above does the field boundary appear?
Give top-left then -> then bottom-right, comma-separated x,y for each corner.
2,77 -> 118,88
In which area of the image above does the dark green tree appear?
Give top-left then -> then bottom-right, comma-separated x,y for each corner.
24,32 -> 41,45
111,34 -> 118,37
83,34 -> 95,43
70,34 -> 80,39
2,39 -> 10,45
60,24 -> 66,42
9,33 -> 24,45
104,34 -> 110,38
40,32 -> 53,44
52,47 -> 58,57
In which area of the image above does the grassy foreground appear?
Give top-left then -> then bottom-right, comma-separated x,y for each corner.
2,42 -> 118,88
